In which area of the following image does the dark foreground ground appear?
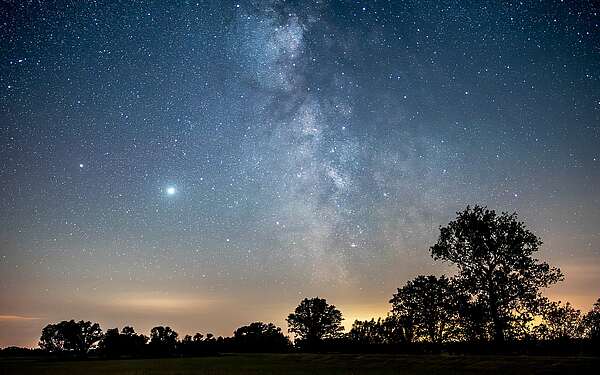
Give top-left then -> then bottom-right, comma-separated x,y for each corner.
1,353 -> 598,375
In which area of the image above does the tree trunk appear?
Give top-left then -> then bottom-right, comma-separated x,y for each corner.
488,280 -> 505,345
492,315 -> 505,344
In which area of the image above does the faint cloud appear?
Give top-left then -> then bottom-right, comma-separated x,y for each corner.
104,292 -> 223,314
0,315 -> 40,321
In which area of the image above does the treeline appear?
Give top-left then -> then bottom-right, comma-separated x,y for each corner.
31,320 -> 291,358
3,205 -> 600,358
17,296 -> 600,358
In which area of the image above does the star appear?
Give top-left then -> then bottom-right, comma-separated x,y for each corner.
1,0 -> 599,349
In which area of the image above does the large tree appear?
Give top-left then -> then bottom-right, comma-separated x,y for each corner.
287,297 -> 343,348
39,320 -> 103,356
430,205 -> 563,344
390,275 -> 460,343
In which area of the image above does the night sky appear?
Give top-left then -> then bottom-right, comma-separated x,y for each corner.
1,0 -> 599,347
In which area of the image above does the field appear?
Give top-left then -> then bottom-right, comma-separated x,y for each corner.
1,353 -> 599,375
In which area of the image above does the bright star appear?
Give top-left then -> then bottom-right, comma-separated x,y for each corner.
166,186 -> 176,195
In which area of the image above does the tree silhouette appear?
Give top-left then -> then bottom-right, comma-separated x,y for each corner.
98,328 -> 121,357
149,326 -> 178,355
430,205 -> 563,344
233,322 -> 291,352
349,319 -> 385,345
390,275 -> 460,343
534,300 -> 583,342
287,297 -> 343,349
583,298 -> 600,344
455,297 -> 491,343
39,320 -> 103,356
379,315 -> 412,344
349,315 -> 415,345
98,326 -> 148,358
193,332 -> 204,342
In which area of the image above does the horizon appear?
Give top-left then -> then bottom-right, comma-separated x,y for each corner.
1,1 -> 599,348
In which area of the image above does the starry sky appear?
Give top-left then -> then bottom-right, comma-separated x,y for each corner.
1,0 -> 599,347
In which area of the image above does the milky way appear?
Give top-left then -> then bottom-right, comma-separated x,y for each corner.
1,0 -> 599,347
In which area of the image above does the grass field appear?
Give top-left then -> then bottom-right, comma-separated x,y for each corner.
1,353 -> 598,375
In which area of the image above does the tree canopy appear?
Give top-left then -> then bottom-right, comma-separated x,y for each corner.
149,326 -> 178,354
430,205 -> 563,344
583,298 -> 600,343
39,320 -> 103,356
348,316 -> 408,345
233,322 -> 290,352
390,275 -> 460,343
287,297 -> 344,348
534,300 -> 583,342
97,326 -> 148,358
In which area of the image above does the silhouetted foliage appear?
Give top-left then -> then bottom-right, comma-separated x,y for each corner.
430,205 -> 563,344
29,298 -> 600,358
454,297 -> 491,343
39,320 -> 103,356
379,315 -> 412,344
232,322 -> 291,352
390,275 -> 460,343
583,298 -> 600,344
348,316 -> 408,345
98,326 -> 148,358
534,300 -> 583,342
148,326 -> 178,355
287,297 -> 343,350
193,332 -> 204,342
349,318 -> 386,345
0,346 -> 47,357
